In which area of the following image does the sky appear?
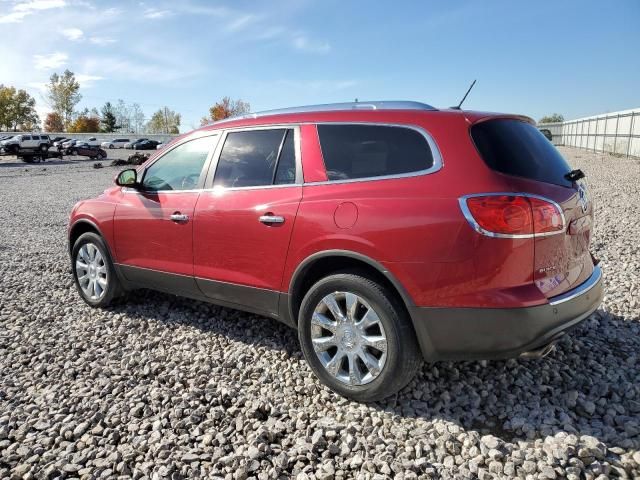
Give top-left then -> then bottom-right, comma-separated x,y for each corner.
1,0 -> 638,132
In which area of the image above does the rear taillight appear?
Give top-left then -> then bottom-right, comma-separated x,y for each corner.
459,194 -> 564,238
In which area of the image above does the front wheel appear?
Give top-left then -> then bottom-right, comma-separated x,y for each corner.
298,273 -> 422,402
71,232 -> 123,307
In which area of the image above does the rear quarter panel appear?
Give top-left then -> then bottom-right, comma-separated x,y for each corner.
283,115 -> 544,308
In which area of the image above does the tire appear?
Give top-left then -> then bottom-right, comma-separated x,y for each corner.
71,232 -> 123,307
109,144 -> 114,149
298,272 -> 422,402
71,149 -> 78,156
40,144 -> 48,152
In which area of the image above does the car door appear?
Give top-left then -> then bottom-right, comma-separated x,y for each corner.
113,133 -> 220,294
193,126 -> 302,317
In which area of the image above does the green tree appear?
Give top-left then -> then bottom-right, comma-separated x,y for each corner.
147,107 -> 181,134
0,86 -> 39,131
46,69 -> 81,128
200,96 -> 250,125
100,102 -> 118,132
539,113 -> 564,124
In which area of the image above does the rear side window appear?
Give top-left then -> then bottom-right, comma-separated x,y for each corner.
317,124 -> 434,181
214,129 -> 297,188
471,119 -> 572,188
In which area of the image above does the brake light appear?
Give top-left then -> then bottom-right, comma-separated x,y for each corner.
460,194 -> 564,237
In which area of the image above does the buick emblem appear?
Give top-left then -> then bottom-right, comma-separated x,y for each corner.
577,182 -> 589,213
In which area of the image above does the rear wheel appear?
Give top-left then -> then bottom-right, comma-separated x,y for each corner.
298,273 -> 422,402
72,232 -> 123,307
109,144 -> 114,149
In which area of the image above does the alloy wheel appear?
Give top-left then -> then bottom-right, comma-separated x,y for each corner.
75,243 -> 108,300
311,291 -> 388,386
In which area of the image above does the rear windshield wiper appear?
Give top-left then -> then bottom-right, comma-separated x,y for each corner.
564,169 -> 585,182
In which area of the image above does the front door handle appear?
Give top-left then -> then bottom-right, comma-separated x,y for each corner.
259,214 -> 285,225
170,213 -> 189,223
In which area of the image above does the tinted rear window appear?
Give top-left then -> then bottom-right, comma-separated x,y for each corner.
471,119 -> 572,187
317,124 -> 434,181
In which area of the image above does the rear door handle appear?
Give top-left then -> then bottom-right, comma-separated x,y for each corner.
259,214 -> 285,225
170,213 -> 189,223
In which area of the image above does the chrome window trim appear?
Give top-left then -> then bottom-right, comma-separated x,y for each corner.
122,131 -> 221,195
549,265 -> 602,306
302,122 -> 443,186
458,192 -> 567,239
204,124 -> 304,190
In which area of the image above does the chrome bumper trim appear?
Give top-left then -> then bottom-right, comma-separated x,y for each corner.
548,265 -> 602,306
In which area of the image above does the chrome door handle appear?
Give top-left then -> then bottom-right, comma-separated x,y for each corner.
259,214 -> 285,225
170,213 -> 189,222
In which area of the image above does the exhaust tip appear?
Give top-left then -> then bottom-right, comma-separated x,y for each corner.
519,336 -> 562,359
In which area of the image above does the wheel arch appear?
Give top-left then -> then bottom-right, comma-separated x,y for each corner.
287,250 -> 415,327
68,219 -> 106,255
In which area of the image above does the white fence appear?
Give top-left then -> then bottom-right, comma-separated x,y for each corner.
539,107 -> 640,158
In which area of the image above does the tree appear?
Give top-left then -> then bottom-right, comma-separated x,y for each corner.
46,70 -> 81,128
68,114 -> 100,133
147,107 -> 181,134
100,102 -> 117,132
114,99 -> 131,133
539,113 -> 564,124
0,85 -> 39,131
131,103 -> 146,134
200,96 -> 250,125
44,112 -> 64,132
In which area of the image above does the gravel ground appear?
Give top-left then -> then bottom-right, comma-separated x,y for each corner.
0,147 -> 639,479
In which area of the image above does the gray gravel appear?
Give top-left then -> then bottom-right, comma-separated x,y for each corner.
0,147 -> 639,479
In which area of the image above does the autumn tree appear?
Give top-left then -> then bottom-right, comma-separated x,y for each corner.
68,109 -> 100,133
147,107 -> 181,134
200,97 -> 250,125
44,112 -> 64,132
100,102 -> 117,132
0,85 -> 39,131
46,70 -> 81,128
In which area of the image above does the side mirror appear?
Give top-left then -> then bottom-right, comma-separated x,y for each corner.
115,168 -> 138,187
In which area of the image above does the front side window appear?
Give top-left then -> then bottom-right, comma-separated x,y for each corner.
214,128 -> 297,188
317,124 -> 434,181
142,135 -> 217,191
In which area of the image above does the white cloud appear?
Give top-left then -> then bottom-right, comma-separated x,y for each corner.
144,8 -> 171,19
62,27 -> 83,41
33,52 -> 68,70
226,14 -> 259,32
76,74 -> 103,87
0,0 -> 66,23
292,35 -> 330,54
89,36 -> 116,45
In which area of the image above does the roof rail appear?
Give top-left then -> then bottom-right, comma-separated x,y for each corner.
211,101 -> 437,125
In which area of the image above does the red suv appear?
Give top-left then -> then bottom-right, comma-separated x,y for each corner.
68,101 -> 603,401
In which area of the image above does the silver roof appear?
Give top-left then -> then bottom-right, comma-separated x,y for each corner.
212,101 -> 437,124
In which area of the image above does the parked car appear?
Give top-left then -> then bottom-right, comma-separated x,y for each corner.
86,137 -> 100,146
101,139 -> 131,149
133,139 -> 160,150
53,137 -> 70,148
124,138 -> 149,149
61,139 -> 79,150
68,142 -> 107,159
0,134 -> 50,153
68,101 -> 603,401
50,136 -> 66,144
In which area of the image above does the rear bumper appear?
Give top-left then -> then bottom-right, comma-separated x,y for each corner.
410,265 -> 603,361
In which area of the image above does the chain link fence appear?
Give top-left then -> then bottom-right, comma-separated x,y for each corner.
539,108 -> 640,158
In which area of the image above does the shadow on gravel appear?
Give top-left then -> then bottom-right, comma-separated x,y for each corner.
108,291 -> 640,450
